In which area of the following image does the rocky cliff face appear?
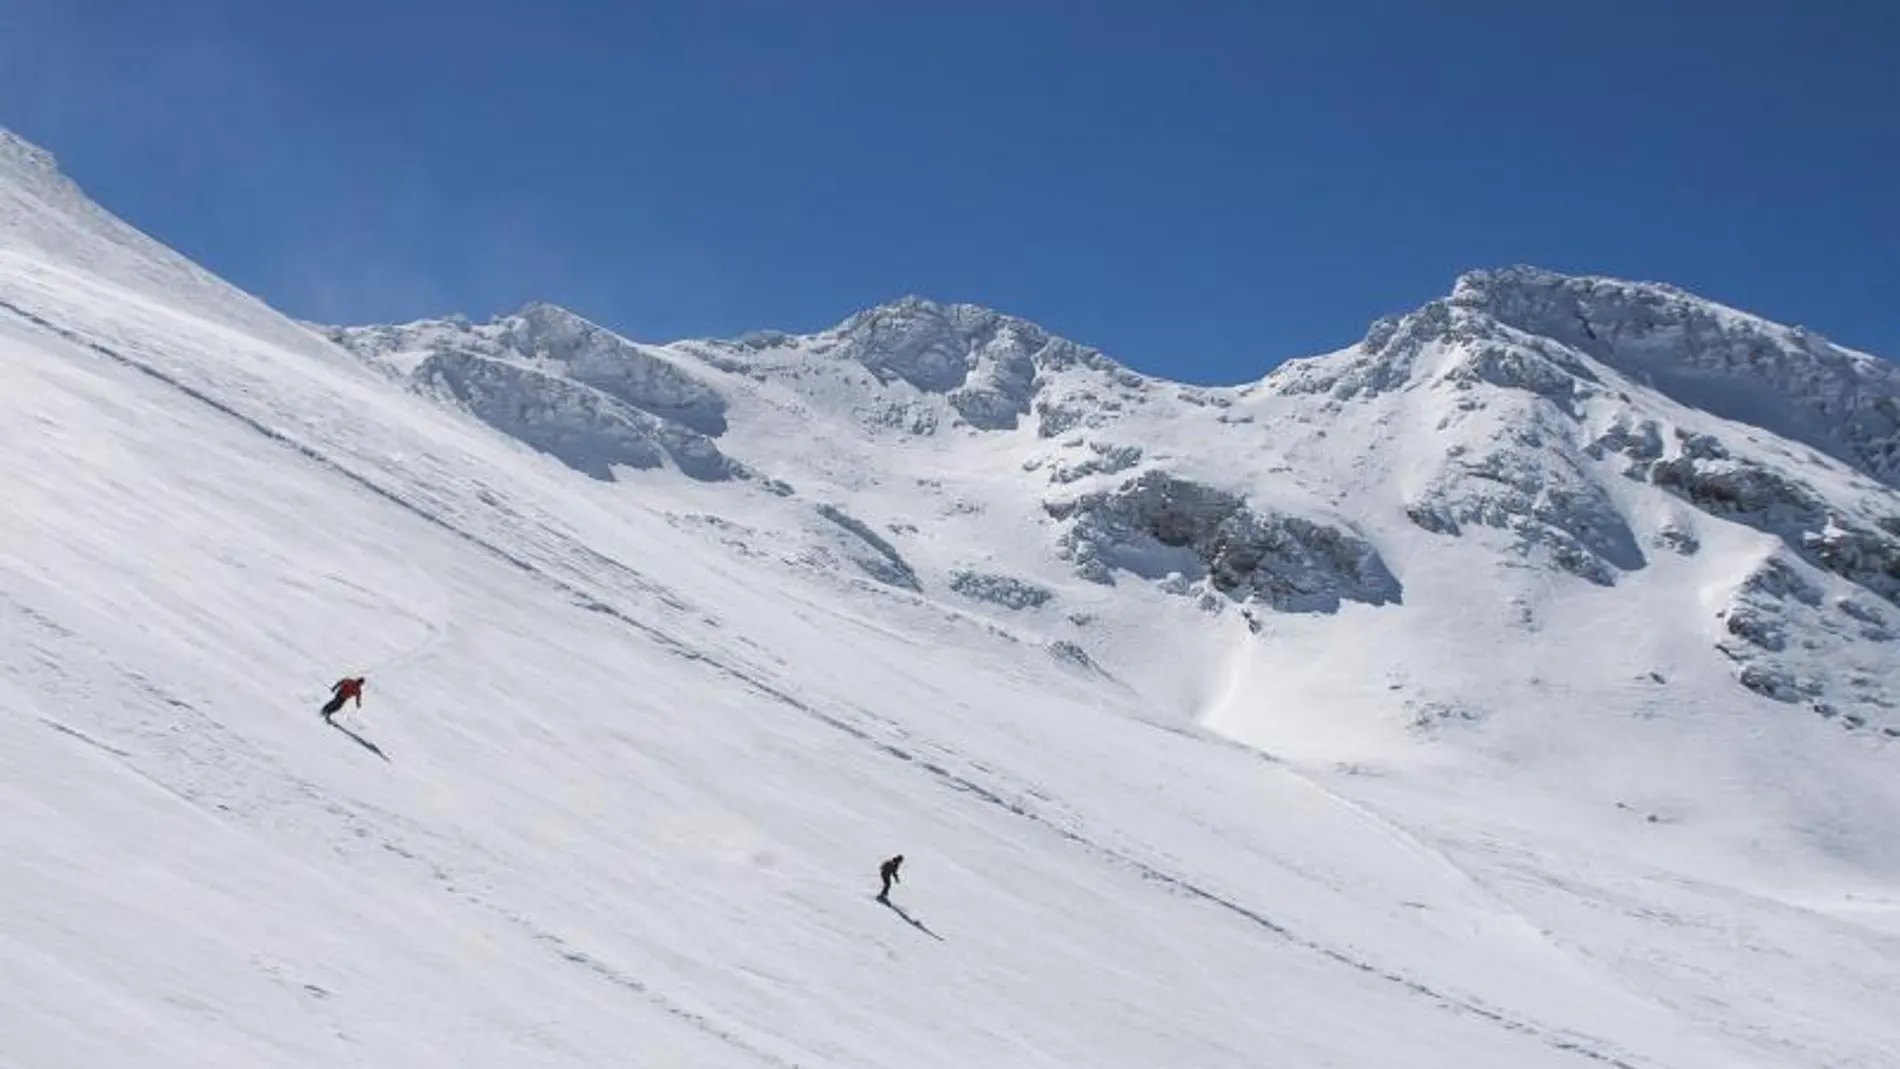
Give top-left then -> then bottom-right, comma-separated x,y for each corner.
1045,470 -> 1400,613
1450,266 -> 1900,485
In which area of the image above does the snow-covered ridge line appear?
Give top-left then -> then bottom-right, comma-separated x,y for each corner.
322,245 -> 1900,731
1449,266 -> 1900,484
341,265 -> 1893,425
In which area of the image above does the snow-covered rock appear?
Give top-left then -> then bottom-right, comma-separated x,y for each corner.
1452,266 -> 1900,485
410,348 -> 736,481
948,569 -> 1054,610
328,305 -> 735,481
1647,445 -> 1900,604
1713,553 -> 1900,728
673,295 -> 1154,440
811,503 -> 921,591
1046,470 -> 1400,612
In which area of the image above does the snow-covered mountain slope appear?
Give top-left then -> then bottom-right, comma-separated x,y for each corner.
6,125 -> 1900,1069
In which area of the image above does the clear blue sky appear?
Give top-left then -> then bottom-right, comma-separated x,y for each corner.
5,1 -> 1894,383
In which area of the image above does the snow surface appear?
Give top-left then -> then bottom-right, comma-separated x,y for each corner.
5,127 -> 1900,1067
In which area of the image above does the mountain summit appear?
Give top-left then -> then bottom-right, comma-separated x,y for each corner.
1447,265 -> 1900,482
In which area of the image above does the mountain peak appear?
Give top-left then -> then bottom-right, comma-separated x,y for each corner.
852,293 -> 946,317
1450,264 -> 1692,307
512,299 -> 608,330
1445,265 -> 1761,343
1440,266 -> 1900,483
833,294 -> 1019,343
1441,264 -> 1866,361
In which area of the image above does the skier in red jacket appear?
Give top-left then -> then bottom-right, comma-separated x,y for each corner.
321,677 -> 366,720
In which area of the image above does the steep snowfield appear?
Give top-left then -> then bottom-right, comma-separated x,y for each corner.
5,127 -> 1900,1068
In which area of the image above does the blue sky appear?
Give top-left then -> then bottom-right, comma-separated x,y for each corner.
5,2 -> 1894,383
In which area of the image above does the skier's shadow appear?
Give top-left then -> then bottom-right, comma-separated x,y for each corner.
328,721 -> 389,762
878,897 -> 944,941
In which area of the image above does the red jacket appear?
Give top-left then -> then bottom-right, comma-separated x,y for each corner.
332,677 -> 366,707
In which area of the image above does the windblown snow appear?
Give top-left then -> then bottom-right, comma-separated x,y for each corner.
4,127 -> 1899,1068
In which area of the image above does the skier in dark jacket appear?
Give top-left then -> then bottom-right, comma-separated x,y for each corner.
321,676 -> 366,720
877,855 -> 904,902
